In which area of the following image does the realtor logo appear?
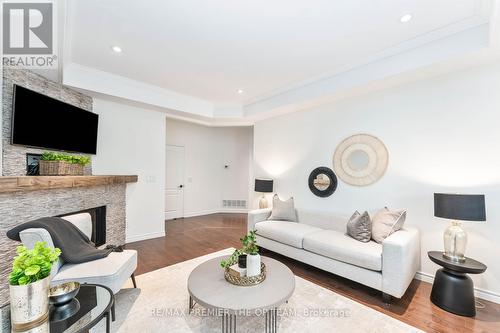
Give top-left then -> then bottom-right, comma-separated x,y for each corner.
3,2 -> 53,54
2,1 -> 57,68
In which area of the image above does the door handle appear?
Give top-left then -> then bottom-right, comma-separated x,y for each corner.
179,185 -> 184,188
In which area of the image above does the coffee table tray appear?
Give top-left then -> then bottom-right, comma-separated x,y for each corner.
224,263 -> 266,286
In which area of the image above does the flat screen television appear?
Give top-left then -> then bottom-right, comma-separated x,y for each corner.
11,85 -> 99,154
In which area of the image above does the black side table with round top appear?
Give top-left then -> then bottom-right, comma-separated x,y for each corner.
428,251 -> 487,317
16,284 -> 115,333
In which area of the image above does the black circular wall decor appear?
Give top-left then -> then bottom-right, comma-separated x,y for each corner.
308,167 -> 338,197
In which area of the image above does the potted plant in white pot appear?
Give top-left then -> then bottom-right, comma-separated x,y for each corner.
241,230 -> 261,277
220,230 -> 261,276
9,241 -> 61,331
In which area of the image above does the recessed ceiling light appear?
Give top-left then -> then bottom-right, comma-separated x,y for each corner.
111,46 -> 122,53
400,14 -> 412,23
237,89 -> 244,94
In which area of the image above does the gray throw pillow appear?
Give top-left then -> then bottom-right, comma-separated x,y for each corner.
346,211 -> 372,242
371,207 -> 407,243
268,194 -> 297,222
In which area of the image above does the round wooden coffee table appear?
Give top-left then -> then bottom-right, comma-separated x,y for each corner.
188,256 -> 295,333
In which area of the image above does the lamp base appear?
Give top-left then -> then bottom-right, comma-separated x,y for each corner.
443,220 -> 467,263
442,252 -> 466,263
258,195 -> 268,209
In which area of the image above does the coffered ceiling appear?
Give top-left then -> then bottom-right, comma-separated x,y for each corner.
59,0 -> 499,123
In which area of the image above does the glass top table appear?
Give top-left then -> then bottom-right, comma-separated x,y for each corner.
18,284 -> 114,333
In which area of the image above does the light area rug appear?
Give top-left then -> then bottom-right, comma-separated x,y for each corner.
96,248 -> 423,333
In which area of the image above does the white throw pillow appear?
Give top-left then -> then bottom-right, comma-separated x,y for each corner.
268,194 -> 297,222
371,207 -> 407,243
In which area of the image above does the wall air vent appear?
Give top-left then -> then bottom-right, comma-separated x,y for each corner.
222,200 -> 247,209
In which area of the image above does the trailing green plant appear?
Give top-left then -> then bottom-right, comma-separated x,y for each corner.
220,230 -> 259,268
241,230 -> 258,255
220,249 -> 243,269
9,242 -> 61,286
41,152 -> 91,166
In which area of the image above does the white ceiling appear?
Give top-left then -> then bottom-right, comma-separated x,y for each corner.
67,0 -> 490,108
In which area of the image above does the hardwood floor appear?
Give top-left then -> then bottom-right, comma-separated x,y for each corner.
126,213 -> 500,333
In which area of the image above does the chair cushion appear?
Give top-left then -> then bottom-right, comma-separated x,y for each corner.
52,250 -> 137,294
303,230 -> 382,271
61,213 -> 93,239
255,221 -> 323,248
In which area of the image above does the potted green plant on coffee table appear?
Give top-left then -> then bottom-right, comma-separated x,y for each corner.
241,230 -> 261,276
9,242 -> 61,331
39,152 -> 91,176
221,230 -> 261,276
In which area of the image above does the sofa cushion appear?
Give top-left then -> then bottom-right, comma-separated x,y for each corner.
303,230 -> 382,271
255,221 -> 323,248
268,195 -> 297,221
52,249 -> 137,294
371,207 -> 407,243
346,211 -> 372,242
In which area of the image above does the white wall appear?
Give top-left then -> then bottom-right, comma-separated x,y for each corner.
166,119 -> 253,217
254,61 -> 500,302
0,64 -> 3,175
92,98 -> 166,243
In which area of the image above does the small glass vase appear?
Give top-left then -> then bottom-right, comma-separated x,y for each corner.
443,221 -> 467,262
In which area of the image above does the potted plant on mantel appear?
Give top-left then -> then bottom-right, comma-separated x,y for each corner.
9,242 -> 61,331
39,152 -> 91,176
221,230 -> 261,277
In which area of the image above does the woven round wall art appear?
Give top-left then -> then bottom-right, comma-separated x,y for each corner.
333,134 -> 388,186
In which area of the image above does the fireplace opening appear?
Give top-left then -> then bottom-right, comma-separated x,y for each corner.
58,206 -> 106,246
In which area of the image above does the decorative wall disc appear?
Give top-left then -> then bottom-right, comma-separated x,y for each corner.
308,167 -> 338,197
333,134 -> 388,186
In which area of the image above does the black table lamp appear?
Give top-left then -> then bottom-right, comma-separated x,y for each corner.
255,179 -> 273,209
434,193 -> 486,262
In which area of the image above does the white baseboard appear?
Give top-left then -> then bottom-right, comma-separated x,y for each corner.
126,231 -> 166,243
415,271 -> 500,304
181,209 -> 249,218
218,209 -> 249,214
182,209 -> 218,218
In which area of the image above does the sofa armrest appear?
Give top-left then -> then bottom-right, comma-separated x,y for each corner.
247,208 -> 271,232
382,227 -> 420,298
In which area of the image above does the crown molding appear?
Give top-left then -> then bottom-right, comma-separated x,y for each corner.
63,63 -> 215,118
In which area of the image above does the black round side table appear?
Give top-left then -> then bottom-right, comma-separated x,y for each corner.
428,251 -> 487,317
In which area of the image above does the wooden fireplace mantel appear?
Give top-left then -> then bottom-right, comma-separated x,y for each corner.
0,175 -> 138,193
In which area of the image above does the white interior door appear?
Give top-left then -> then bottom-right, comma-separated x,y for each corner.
165,145 -> 185,220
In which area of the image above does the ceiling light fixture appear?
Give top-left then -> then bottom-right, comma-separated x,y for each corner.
237,89 -> 244,94
111,46 -> 123,53
400,14 -> 412,23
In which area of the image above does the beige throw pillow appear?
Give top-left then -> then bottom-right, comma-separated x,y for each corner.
371,207 -> 407,243
268,194 -> 297,222
346,211 -> 372,242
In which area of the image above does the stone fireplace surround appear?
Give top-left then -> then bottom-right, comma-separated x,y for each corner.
0,69 -> 120,305
0,68 -> 139,329
0,183 -> 128,308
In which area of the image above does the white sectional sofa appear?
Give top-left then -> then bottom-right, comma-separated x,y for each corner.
248,208 -> 420,299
